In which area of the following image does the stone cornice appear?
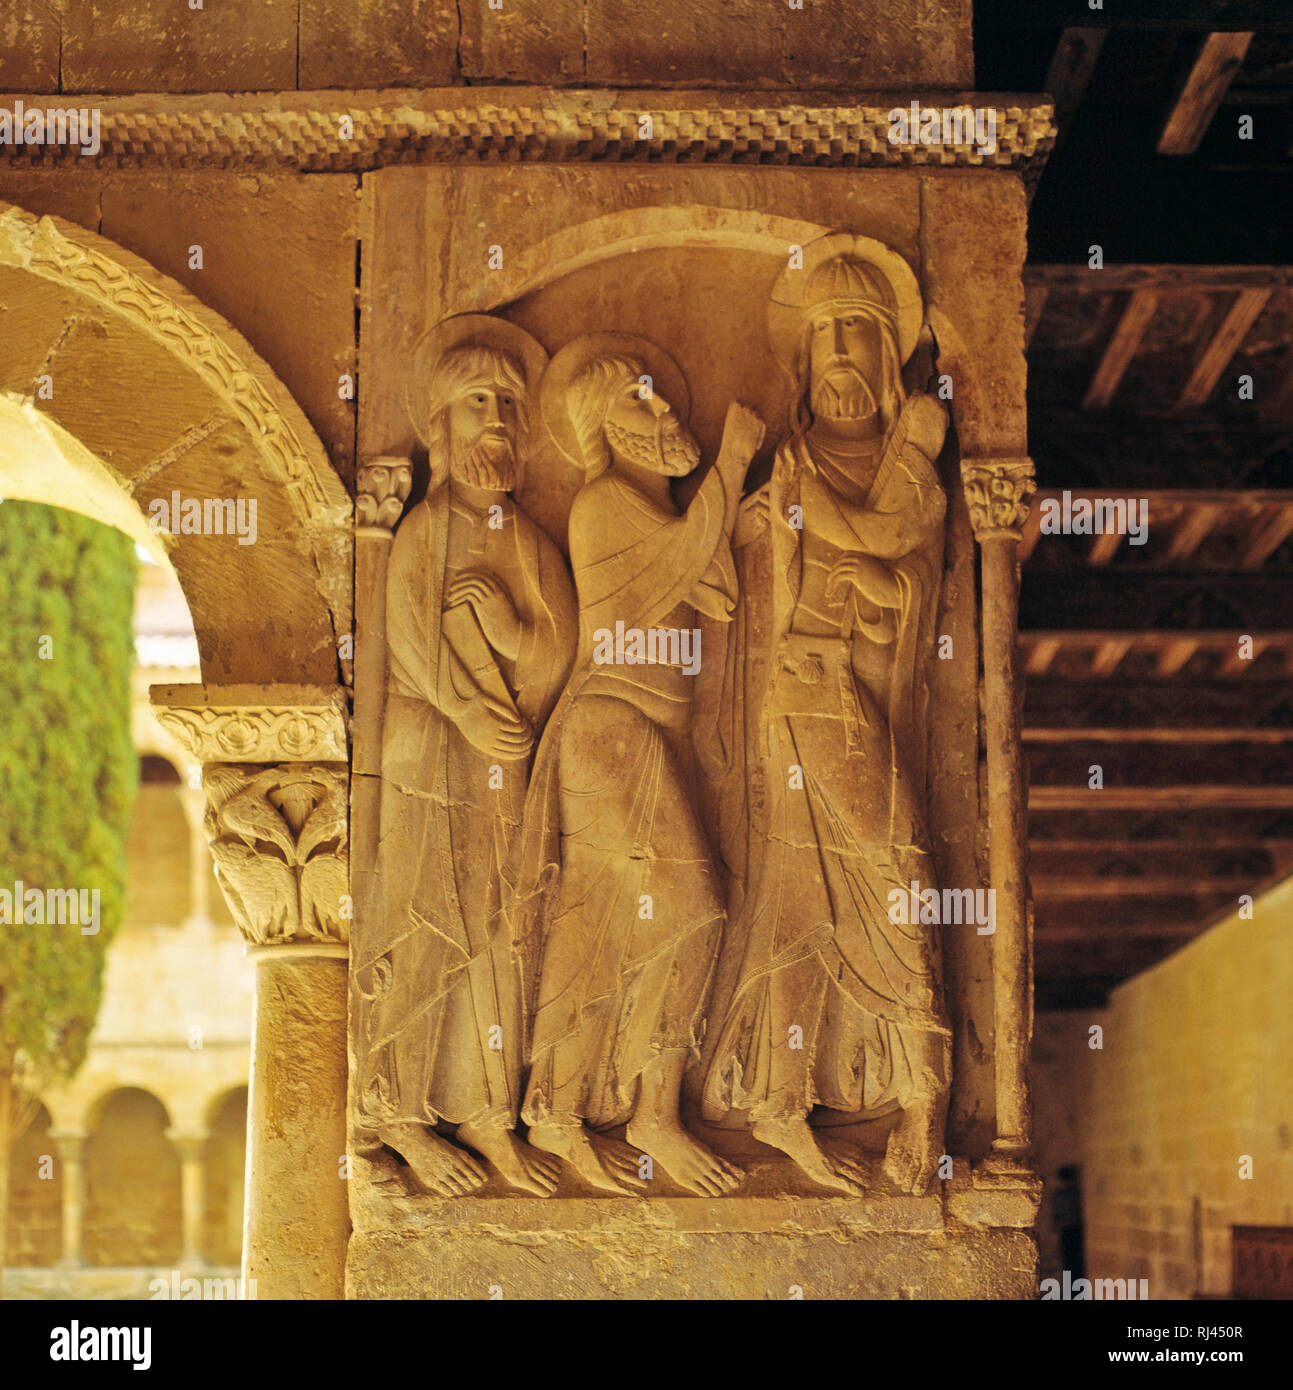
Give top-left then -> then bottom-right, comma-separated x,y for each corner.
0,88 -> 1055,172
150,683 -> 349,763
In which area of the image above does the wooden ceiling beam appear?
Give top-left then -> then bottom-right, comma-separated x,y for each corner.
1089,638 -> 1133,676
1030,786 -> 1293,810
1025,265 -> 1293,293
1155,638 -> 1201,676
1029,838 -> 1293,855
1163,502 -> 1224,563
1241,504 -> 1293,568
1177,288 -> 1272,408
1035,876 -> 1255,898
1219,638 -> 1270,676
1043,27 -> 1107,151
1024,637 -> 1062,677
1157,32 -> 1255,156
1025,726 -> 1293,745
1088,529 -> 1127,566
1082,290 -> 1160,409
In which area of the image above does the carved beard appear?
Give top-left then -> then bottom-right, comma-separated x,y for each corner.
811,365 -> 879,423
604,416 -> 701,476
451,433 -> 518,490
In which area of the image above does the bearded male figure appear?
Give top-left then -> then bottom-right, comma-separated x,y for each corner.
511,334 -> 764,1196
702,243 -> 953,1196
354,317 -> 576,1197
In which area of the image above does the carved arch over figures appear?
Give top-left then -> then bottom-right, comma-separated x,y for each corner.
389,206 -> 997,568
363,208 -> 1000,1160
0,202 -> 351,685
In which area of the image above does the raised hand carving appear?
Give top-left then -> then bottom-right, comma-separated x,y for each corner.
702,235 -> 953,1197
509,334 -> 763,1196
352,314 -> 576,1197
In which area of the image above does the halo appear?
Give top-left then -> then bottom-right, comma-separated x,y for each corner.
540,332 -> 691,469
405,313 -> 549,448
767,232 -> 923,372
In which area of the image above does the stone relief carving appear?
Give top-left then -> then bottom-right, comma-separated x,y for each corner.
155,703 -> 348,763
353,317 -> 578,1197
700,235 -> 951,1197
509,335 -> 762,1195
205,763 -> 349,946
355,235 -> 966,1199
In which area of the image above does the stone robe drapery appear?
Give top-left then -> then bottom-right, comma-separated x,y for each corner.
703,395 -> 952,1126
513,464 -> 734,1130
355,484 -> 574,1131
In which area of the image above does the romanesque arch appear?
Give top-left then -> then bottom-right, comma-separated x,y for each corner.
0,201 -> 351,684
0,200 -> 353,1294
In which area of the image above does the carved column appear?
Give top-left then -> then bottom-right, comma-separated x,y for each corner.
49,1128 -> 88,1268
962,458 -> 1037,1175
352,458 -> 411,916
166,1128 -> 210,1266
151,684 -> 351,1298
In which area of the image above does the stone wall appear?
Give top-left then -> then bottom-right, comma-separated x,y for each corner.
0,1 -> 972,93
1031,877 -> 1293,1299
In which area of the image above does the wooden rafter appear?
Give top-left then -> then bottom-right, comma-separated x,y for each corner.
1030,786 -> 1293,810
1163,502 -> 1223,562
1158,31 -> 1255,157
1089,638 -> 1133,676
1177,288 -> 1272,408
1241,504 -> 1293,567
1155,638 -> 1201,676
1083,290 -> 1160,409
1043,27 -> 1106,149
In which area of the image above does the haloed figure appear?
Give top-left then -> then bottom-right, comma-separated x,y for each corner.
354,322 -> 576,1197
704,252 -> 953,1196
512,335 -> 764,1196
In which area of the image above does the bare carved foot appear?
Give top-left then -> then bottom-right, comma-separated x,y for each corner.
626,1116 -> 744,1197
457,1120 -> 561,1197
818,1135 -> 873,1190
882,1099 -> 943,1195
378,1122 -> 487,1197
752,1114 -> 865,1196
528,1121 -> 646,1195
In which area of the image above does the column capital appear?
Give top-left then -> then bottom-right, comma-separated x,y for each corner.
165,1128 -> 212,1161
47,1127 -> 89,1157
356,456 -> 413,535
961,456 -> 1037,543
202,762 -> 349,949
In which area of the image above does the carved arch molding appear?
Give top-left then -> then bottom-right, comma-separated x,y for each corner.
0,201 -> 351,685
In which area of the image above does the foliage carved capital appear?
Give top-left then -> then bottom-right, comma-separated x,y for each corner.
961,457 -> 1037,542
